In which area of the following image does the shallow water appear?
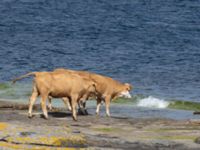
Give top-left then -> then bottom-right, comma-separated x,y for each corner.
46,100 -> 200,120
98,105 -> 200,121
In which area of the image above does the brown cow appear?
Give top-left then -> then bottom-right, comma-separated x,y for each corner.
53,68 -> 132,117
12,71 -> 97,121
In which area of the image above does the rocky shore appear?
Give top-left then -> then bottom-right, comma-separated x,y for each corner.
0,100 -> 200,149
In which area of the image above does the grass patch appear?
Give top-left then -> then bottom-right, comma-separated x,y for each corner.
168,100 -> 200,111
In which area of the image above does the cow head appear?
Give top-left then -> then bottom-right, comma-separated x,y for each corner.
118,83 -> 132,98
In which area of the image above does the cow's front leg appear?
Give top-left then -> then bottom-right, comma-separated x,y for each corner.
71,95 -> 78,121
105,95 -> 111,117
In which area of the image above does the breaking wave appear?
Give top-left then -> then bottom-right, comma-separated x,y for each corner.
136,96 -> 169,109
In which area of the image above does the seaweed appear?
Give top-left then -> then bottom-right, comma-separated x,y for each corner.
168,100 -> 200,111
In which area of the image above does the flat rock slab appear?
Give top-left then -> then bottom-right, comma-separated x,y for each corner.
0,122 -> 87,149
0,100 -> 200,149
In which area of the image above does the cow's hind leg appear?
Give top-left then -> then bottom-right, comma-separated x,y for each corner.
78,100 -> 88,115
96,97 -> 102,116
62,97 -> 72,111
41,95 -> 48,119
82,101 -> 88,115
28,83 -> 38,118
47,96 -> 53,111
78,94 -> 89,115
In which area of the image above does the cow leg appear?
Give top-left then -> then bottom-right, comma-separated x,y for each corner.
82,101 -> 88,115
28,92 -> 38,118
78,94 -> 88,115
96,98 -> 102,116
41,95 -> 48,119
47,97 -> 53,111
78,100 -> 88,115
28,83 -> 38,118
77,101 -> 83,115
105,96 -> 111,117
62,97 -> 72,111
71,95 -> 78,121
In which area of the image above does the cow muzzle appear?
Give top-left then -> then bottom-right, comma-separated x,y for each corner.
119,91 -> 132,98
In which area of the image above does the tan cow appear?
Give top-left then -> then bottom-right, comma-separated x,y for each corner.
12,71 -> 97,121
47,69 -> 94,115
53,68 -> 133,117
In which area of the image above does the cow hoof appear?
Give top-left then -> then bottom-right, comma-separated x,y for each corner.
73,117 -> 77,121
28,113 -> 33,118
78,108 -> 87,115
44,117 -> 48,120
40,114 -> 49,120
28,115 -> 32,119
72,114 -> 78,121
106,114 -> 111,117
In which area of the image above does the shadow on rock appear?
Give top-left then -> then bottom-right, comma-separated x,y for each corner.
48,112 -> 72,118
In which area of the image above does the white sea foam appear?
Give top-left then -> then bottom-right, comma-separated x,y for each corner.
137,96 -> 169,108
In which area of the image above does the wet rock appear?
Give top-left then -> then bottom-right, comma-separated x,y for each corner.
0,120 -> 87,149
1,100 -> 200,149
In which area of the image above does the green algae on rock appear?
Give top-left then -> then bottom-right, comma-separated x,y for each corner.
113,95 -> 145,104
0,83 -> 10,90
93,127 -> 119,132
168,100 -> 200,111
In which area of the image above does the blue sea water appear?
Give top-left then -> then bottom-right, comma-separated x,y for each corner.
0,0 -> 200,104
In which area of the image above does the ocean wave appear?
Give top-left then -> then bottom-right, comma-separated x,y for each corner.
136,96 -> 169,109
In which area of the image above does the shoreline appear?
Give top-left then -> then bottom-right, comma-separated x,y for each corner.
0,100 -> 200,149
